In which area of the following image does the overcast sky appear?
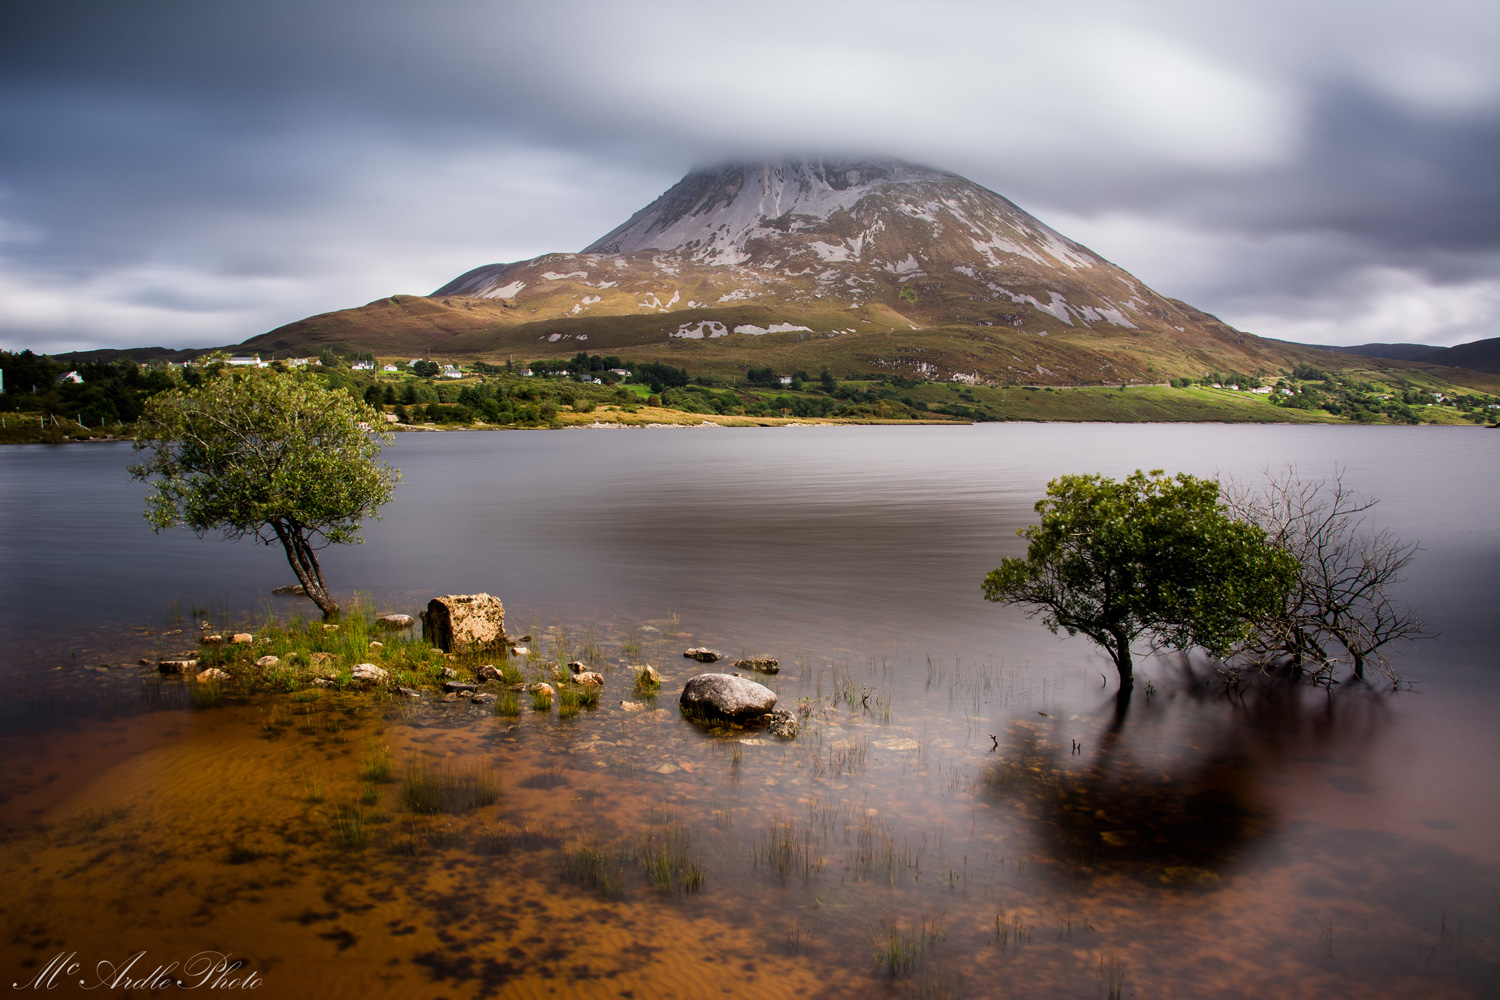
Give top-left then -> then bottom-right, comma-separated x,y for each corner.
1,0 -> 1496,353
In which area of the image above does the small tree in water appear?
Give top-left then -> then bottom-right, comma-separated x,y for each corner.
982,470 -> 1297,687
1226,466 -> 1427,685
131,366 -> 399,619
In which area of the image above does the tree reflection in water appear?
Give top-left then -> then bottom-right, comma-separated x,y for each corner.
981,658 -> 1394,883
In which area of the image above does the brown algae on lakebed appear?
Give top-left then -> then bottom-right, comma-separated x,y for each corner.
0,622 -> 1495,999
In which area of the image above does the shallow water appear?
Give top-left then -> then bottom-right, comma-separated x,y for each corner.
1,425 -> 1496,998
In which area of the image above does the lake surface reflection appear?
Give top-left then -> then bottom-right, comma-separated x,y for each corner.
0,424 -> 1495,998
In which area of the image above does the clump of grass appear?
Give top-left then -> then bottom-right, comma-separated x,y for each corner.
558,686 -> 582,719
359,743 -> 394,783
359,783 -> 380,807
333,804 -> 368,850
638,809 -> 704,894
291,689 -> 320,703
493,688 -> 521,717
560,841 -> 626,899
752,814 -> 824,880
994,910 -> 1030,949
399,758 -> 499,814
871,913 -> 945,977
498,661 -> 524,686
301,771 -> 325,803
530,687 -> 553,712
190,682 -> 222,709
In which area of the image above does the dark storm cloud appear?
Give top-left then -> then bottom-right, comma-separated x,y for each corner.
0,0 -> 1495,350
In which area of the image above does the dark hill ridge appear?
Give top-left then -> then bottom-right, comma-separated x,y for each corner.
1318,337 -> 1500,375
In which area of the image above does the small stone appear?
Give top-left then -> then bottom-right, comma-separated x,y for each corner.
762,710 -> 799,739
311,677 -> 335,688
368,640 -> 383,649
442,692 -> 458,702
322,624 -> 339,631
573,671 -> 604,687
395,685 -> 422,698
471,692 -> 496,705
734,657 -> 780,674
567,661 -> 587,674
271,584 -> 306,595
255,655 -> 280,667
157,659 -> 198,674
517,634 -> 533,643
477,664 -> 502,681
684,647 -> 722,663
351,663 -> 387,685
199,634 -> 224,645
138,658 -> 151,665
162,628 -> 182,636
442,681 -> 478,694
196,667 -> 231,682
510,645 -> 529,656
457,690 -> 474,700
376,613 -> 414,630
635,665 -> 662,685
229,633 -> 254,645
440,666 -> 459,679
531,683 -> 555,698
619,700 -> 644,712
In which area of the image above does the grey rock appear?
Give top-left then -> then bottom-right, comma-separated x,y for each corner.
255,655 -> 280,667
311,677 -> 335,688
679,673 -> 777,722
442,681 -> 479,694
271,584 -> 306,595
477,664 -> 503,681
376,613 -> 415,629
634,665 -> 662,685
395,685 -> 423,698
573,671 -> 604,687
684,647 -> 723,663
351,663 -> 388,685
471,692 -> 497,705
196,667 -> 231,682
734,657 -> 780,674
439,666 -> 459,679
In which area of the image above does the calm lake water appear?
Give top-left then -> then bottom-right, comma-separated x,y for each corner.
0,424 -> 1496,998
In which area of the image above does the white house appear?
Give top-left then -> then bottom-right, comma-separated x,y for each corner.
609,368 -> 631,377
382,364 -> 399,373
1251,386 -> 1273,394
228,355 -> 262,367
778,376 -> 793,385
287,357 -> 311,367
58,371 -> 83,384
351,360 -> 374,371
520,368 -> 534,377
441,366 -> 463,378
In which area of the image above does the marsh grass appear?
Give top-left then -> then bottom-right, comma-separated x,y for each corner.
870,913 -> 945,977
493,688 -> 522,717
638,810 -> 704,894
333,804 -> 368,850
529,687 -> 553,712
359,783 -> 380,807
190,682 -> 222,709
560,841 -> 626,899
359,744 -> 394,783
753,814 -> 825,880
994,909 -> 1031,948
301,771 -> 325,803
399,758 -> 499,814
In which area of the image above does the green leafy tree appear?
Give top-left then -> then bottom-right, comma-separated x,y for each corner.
982,470 -> 1296,686
130,368 -> 399,619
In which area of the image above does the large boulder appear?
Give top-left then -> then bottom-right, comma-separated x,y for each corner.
421,594 -> 505,653
680,673 -> 777,722
376,613 -> 415,630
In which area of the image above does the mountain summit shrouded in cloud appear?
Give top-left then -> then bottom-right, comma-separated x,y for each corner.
0,1 -> 1494,353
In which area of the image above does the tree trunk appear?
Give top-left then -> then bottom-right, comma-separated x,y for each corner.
1108,629 -> 1133,688
270,519 -> 340,620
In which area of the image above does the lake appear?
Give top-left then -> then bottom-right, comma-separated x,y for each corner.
1,424 -> 1496,998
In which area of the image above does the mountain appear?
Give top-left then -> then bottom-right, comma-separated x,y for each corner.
1317,337 -> 1500,375
241,157 -> 1492,389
